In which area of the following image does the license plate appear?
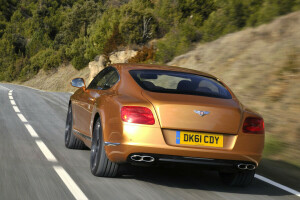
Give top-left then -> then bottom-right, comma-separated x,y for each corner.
176,131 -> 223,147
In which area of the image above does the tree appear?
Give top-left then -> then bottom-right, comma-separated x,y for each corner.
54,0 -> 101,46
119,2 -> 158,44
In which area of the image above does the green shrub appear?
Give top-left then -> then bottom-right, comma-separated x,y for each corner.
247,0 -> 299,26
119,3 -> 158,44
70,56 -> 89,70
26,30 -> 52,57
155,30 -> 191,63
54,0 -> 101,46
102,25 -> 124,57
66,37 -> 89,70
19,48 -> 64,80
0,20 -> 6,38
86,8 -> 119,59
30,48 -> 62,70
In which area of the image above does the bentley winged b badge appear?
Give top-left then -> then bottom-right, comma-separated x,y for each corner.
194,110 -> 210,117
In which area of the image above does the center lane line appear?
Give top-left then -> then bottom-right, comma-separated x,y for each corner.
54,166 -> 88,200
24,124 -> 39,138
10,100 -> 16,105
35,140 -> 57,162
7,88 -> 89,200
13,106 -> 20,113
17,113 -> 28,122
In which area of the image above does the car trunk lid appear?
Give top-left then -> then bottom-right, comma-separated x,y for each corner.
142,91 -> 242,134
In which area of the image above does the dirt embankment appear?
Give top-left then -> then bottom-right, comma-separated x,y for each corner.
169,11 -> 300,166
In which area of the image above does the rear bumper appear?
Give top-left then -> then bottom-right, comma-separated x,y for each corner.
104,123 -> 264,166
106,143 -> 262,165
127,153 -> 256,170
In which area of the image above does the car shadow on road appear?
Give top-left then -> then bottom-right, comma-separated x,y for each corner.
120,165 -> 292,198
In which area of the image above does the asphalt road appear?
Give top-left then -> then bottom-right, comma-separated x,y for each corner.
0,83 -> 299,200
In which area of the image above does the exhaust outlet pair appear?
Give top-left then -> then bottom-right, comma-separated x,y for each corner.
130,155 -> 155,162
237,163 -> 256,170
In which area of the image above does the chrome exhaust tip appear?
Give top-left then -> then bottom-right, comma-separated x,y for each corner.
130,155 -> 155,162
131,155 -> 143,161
237,163 -> 247,170
237,163 -> 256,170
142,156 -> 155,162
246,164 -> 256,170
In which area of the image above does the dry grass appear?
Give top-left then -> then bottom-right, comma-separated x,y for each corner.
169,11 -> 300,166
19,64 -> 90,92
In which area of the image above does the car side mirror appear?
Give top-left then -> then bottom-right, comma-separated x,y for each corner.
71,78 -> 86,90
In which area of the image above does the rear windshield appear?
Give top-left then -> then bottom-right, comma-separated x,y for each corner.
129,70 -> 232,99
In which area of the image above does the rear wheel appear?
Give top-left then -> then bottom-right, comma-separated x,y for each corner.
219,170 -> 255,187
65,105 -> 85,149
90,118 -> 119,177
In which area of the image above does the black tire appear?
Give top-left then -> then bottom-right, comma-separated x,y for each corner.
219,170 -> 255,187
90,118 -> 119,177
65,105 -> 85,149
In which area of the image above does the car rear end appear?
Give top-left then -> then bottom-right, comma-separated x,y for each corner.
106,66 -> 264,175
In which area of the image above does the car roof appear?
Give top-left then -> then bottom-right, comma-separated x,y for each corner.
112,63 -> 217,79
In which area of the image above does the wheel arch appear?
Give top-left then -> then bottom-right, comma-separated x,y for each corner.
92,112 -> 101,133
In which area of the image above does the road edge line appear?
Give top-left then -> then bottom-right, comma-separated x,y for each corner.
255,174 -> 300,197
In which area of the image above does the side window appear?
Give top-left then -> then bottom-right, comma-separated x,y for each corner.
87,67 -> 119,90
87,67 -> 110,89
105,70 -> 119,88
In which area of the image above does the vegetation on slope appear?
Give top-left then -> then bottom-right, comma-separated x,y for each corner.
0,0 -> 299,82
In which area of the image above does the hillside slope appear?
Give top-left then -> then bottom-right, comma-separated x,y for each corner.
169,11 -> 300,166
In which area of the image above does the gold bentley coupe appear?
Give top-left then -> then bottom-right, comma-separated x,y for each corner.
65,63 -> 264,186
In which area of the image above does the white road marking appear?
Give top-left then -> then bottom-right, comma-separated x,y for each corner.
35,140 -> 57,162
10,100 -> 16,105
53,166 -> 88,200
255,174 -> 300,197
24,124 -> 39,138
13,106 -> 20,113
4,84 -> 88,199
17,113 -> 28,122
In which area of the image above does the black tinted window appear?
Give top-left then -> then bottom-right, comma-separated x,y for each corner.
88,67 -> 119,90
129,70 -> 232,99
106,70 -> 119,87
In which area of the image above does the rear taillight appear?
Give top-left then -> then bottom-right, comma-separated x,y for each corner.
242,117 -> 264,134
121,106 -> 155,125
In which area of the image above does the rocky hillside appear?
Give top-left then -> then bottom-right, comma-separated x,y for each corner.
169,11 -> 300,166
